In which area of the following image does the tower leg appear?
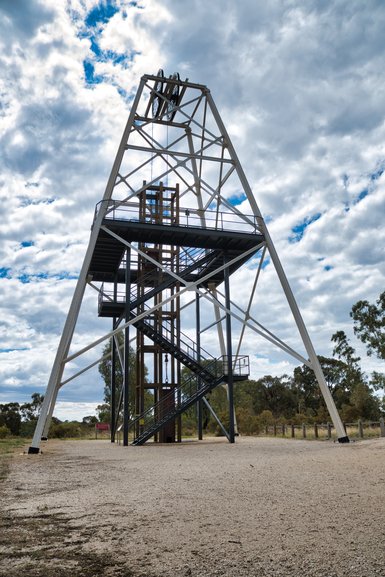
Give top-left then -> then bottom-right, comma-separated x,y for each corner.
207,90 -> 348,443
224,255 -> 235,444
28,78 -> 146,454
111,321 -> 117,443
123,248 -> 131,446
263,225 -> 349,443
196,293 -> 203,440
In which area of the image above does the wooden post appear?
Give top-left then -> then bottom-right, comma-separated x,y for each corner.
380,417 -> 385,438
358,419 -> 364,439
291,424 -> 295,438
265,425 -> 268,435
302,423 -> 306,438
314,423 -> 318,439
282,424 -> 285,437
327,422 -> 332,439
273,424 -> 277,437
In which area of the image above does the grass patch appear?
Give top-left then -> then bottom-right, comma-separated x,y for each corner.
0,437 -> 28,457
0,437 -> 29,482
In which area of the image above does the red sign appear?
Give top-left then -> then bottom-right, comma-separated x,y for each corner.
95,423 -> 110,431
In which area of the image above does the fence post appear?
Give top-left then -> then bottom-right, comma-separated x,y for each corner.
358,419 -> 364,439
265,425 -> 268,435
380,417 -> 385,437
302,423 -> 306,439
273,424 -> 277,437
314,423 -> 318,439
291,424 -> 295,438
282,424 -> 286,437
327,422 -> 332,439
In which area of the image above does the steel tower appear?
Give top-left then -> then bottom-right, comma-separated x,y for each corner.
29,72 -> 349,452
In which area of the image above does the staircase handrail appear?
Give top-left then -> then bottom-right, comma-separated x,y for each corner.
127,357 -> 220,433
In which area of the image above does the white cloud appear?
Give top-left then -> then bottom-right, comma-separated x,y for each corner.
53,401 -> 99,421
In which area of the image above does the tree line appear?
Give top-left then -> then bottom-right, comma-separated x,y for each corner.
1,291 -> 383,438
187,291 -> 385,435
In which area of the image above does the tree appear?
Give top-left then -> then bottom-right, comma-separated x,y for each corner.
331,330 -> 361,367
331,330 -> 364,388
82,415 -> 98,425
20,393 -> 44,422
370,371 -> 385,393
0,403 -> 21,435
350,291 -> 385,360
98,334 -> 149,422
293,356 -> 354,414
252,375 -> 297,419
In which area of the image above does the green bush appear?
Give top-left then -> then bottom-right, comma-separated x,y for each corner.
50,422 -> 83,439
0,425 -> 10,439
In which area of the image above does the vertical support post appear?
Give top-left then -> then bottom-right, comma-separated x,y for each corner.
111,272 -> 118,443
196,292 -> 203,440
110,319 -> 116,443
291,424 -> 295,438
380,417 -> 385,437
302,423 -> 306,438
314,423 -> 318,439
224,254 -> 235,443
327,422 -> 332,439
358,419 -> 363,439
123,248 -> 131,446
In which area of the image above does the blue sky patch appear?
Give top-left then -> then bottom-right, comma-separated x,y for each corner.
83,60 -> 103,85
324,265 -> 333,271
85,2 -> 119,28
227,193 -> 247,207
0,348 -> 29,353
81,2 -> 138,90
355,189 -> 368,204
289,213 -> 321,243
0,267 -> 11,278
20,240 -> 34,248
18,196 -> 56,207
17,271 -> 78,284
370,165 -> 384,182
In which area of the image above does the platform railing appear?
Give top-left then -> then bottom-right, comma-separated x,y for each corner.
95,199 -> 261,235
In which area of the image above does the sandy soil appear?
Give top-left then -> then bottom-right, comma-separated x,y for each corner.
1,436 -> 385,577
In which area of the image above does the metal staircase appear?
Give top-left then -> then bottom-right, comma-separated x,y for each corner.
98,243 -> 248,318
131,367 -> 226,445
127,311 -> 249,444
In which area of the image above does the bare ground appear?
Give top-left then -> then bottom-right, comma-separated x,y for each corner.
1,436 -> 385,577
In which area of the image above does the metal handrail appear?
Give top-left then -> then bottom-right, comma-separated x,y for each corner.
128,353 -> 249,443
95,199 -> 261,235
98,245 -> 216,310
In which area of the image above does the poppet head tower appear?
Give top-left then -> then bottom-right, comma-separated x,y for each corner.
29,72 -> 349,452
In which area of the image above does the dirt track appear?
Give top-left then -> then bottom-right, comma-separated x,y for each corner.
1,436 -> 385,577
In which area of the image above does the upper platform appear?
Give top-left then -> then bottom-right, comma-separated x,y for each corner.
88,201 -> 265,286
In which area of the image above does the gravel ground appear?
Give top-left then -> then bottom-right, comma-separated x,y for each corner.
1,436 -> 385,577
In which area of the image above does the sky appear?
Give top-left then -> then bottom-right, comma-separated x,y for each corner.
0,0 -> 384,421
